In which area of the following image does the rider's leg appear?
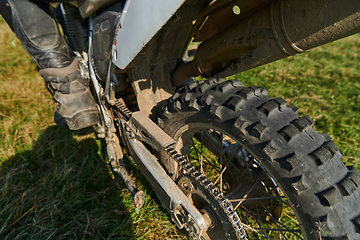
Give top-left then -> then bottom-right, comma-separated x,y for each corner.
0,0 -> 99,130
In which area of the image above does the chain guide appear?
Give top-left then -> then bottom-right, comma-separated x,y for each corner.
114,99 -> 247,240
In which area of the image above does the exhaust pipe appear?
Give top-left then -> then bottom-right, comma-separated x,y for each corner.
193,0 -> 360,78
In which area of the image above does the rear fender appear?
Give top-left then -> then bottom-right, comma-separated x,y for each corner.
111,0 -> 186,70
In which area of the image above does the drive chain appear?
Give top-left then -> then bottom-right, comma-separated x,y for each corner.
165,146 -> 247,240
114,99 -> 247,239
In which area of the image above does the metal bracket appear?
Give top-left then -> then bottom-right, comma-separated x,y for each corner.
119,111 -> 210,237
126,111 -> 175,151
126,135 -> 209,238
107,132 -> 145,209
87,16 -> 144,209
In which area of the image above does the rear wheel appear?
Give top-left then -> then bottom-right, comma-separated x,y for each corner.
158,79 -> 360,239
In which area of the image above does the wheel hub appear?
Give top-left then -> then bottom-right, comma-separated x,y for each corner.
177,175 -> 235,239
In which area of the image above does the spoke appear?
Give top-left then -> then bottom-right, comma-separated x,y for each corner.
242,222 -> 273,240
189,155 -> 221,173
191,138 -> 201,163
214,160 -> 230,185
242,205 -> 301,239
241,205 -> 260,220
237,157 -> 255,180
234,170 -> 267,210
187,129 -> 302,239
240,205 -> 252,223
190,141 -> 221,173
255,204 -> 274,240
202,130 -> 223,154
228,159 -> 247,175
266,206 -> 289,240
214,144 -> 240,185
259,201 -> 303,239
235,188 -> 302,239
200,130 -> 204,174
253,190 -> 291,207
229,195 -> 286,202
219,132 -> 224,192
234,169 -> 292,208
254,228 -> 302,233
189,154 -> 221,172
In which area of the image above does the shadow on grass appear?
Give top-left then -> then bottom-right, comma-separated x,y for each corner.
0,126 -> 135,239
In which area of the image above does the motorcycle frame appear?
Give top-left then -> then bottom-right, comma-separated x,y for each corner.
86,1 -> 217,236
83,0 -> 360,237
102,0 -> 360,176
109,0 -> 360,115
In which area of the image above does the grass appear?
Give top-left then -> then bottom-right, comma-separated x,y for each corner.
0,18 -> 186,240
188,132 -> 303,239
232,34 -> 360,169
1,14 -> 360,239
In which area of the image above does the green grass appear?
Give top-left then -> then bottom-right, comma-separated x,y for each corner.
232,34 -> 360,169
1,15 -> 360,239
0,20 -> 185,239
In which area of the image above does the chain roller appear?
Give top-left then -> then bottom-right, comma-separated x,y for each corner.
165,146 -> 247,239
114,98 -> 247,239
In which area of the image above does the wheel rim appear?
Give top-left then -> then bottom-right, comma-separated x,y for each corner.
177,175 -> 233,240
172,123 -> 312,240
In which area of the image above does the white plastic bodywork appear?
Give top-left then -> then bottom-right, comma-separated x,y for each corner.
111,0 -> 185,69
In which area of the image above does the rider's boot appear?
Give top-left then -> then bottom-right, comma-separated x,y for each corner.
1,0 -> 99,130
39,59 -> 100,130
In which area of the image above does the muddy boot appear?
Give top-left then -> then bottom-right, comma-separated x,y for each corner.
2,0 -> 99,130
39,59 -> 100,130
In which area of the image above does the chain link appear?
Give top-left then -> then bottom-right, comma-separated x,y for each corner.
165,146 -> 247,240
115,100 -> 132,119
114,99 -> 247,239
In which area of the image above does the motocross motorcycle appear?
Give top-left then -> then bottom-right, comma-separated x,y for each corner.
55,0 -> 360,239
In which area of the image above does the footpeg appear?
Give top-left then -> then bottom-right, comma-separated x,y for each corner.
107,134 -> 145,209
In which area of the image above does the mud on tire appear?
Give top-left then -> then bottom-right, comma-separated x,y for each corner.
158,79 -> 360,240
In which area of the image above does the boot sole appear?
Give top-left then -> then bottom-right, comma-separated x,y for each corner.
55,110 -> 100,130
